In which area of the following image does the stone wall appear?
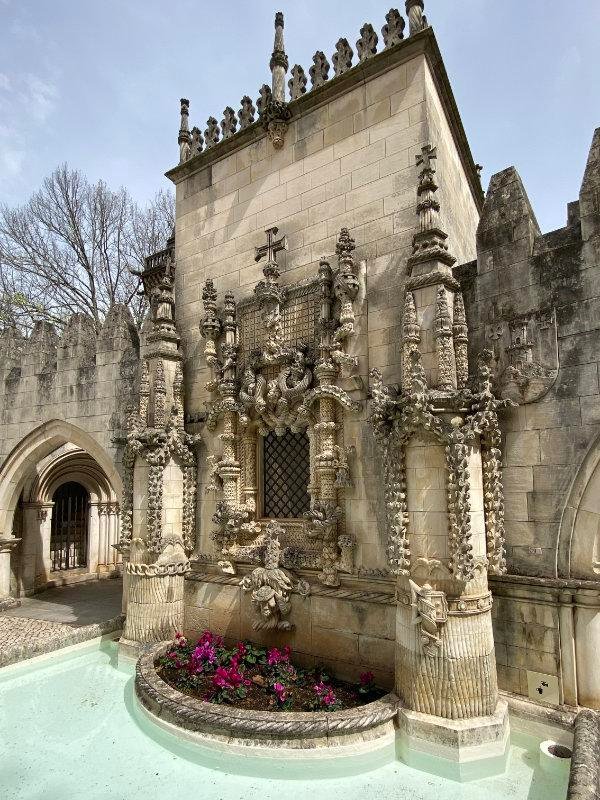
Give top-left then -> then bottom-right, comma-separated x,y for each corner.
171,31 -> 482,567
0,306 -> 139,474
0,305 -> 139,595
184,574 -> 396,687
461,129 -> 600,707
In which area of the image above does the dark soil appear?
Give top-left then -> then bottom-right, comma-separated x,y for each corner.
157,662 -> 385,713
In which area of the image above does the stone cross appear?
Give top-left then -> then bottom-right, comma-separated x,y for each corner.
416,144 -> 437,173
255,226 -> 288,265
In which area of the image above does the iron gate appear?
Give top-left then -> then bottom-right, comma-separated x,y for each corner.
50,482 -> 89,571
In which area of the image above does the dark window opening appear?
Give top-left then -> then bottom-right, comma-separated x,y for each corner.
262,430 -> 310,519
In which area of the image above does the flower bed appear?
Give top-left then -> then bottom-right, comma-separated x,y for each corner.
155,630 -> 384,713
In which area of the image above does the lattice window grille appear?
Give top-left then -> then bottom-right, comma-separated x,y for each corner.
238,287 -> 321,366
262,430 -> 311,519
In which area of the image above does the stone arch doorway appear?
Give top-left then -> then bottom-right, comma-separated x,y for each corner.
50,482 -> 90,572
556,432 -> 600,708
0,421 -> 122,603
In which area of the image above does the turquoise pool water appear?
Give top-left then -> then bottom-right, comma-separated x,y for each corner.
0,637 -> 570,800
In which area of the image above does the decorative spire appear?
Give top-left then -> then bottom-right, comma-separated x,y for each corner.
309,51 -> 330,89
405,0 -> 428,35
452,293 -> 469,389
332,38 -> 354,76
356,23 -> 378,62
178,98 -> 191,163
270,11 -> 288,103
221,107 -> 237,139
288,65 -> 307,100
190,126 -> 204,157
153,359 -> 166,428
238,96 -> 256,129
260,14 -> 292,149
434,286 -> 457,392
407,144 -> 456,272
401,291 -> 421,392
382,9 -> 406,48
204,116 -> 220,149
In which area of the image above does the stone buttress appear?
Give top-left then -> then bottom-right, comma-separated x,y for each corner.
370,143 -> 510,761
118,237 -> 198,651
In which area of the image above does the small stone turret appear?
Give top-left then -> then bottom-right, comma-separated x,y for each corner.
260,12 -> 292,149
178,98 -> 191,163
270,11 -> 288,103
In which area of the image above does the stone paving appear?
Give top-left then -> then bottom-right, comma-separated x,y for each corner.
0,579 -> 124,667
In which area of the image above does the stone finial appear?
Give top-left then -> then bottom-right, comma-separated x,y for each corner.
288,64 -> 307,100
356,23 -> 378,62
221,107 -> 237,139
405,0 -> 428,35
335,227 -> 356,265
408,144 -> 456,271
453,292 -> 469,389
257,84 -> 272,115
382,8 -> 405,48
401,290 -> 421,392
238,96 -> 256,129
190,126 -> 204,157
178,98 -> 192,163
332,38 -> 353,76
270,11 -> 288,102
434,286 -> 457,391
204,116 -> 220,149
309,51 -> 330,89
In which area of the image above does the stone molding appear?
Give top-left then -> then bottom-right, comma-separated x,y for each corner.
136,642 -> 399,744
186,570 -> 396,605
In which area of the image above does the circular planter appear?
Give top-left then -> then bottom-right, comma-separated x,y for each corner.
135,642 -> 400,750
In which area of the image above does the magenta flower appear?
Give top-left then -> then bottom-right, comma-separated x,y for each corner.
273,681 -> 287,703
314,681 -> 338,708
359,671 -> 374,686
267,646 -> 291,666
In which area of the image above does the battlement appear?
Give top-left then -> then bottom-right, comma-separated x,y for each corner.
0,304 -> 140,453
167,3 -> 482,210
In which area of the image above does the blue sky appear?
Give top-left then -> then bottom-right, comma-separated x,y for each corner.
0,0 -> 599,233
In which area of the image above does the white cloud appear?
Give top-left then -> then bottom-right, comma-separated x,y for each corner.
23,74 -> 59,123
0,73 -> 10,91
0,149 -> 25,177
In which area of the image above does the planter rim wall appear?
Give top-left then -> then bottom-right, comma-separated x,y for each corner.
135,642 -> 400,744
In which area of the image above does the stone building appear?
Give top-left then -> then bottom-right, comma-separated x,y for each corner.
1,0 -> 599,761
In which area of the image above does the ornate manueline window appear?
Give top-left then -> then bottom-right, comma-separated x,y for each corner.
262,430 -> 310,519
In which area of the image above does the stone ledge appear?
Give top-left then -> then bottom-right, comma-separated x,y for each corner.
396,699 -> 510,779
0,597 -> 21,612
0,614 -> 124,668
135,641 -> 399,748
567,709 -> 600,800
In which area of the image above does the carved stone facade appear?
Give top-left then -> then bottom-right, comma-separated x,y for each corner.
2,2 -> 600,761
199,226 -> 361,589
162,5 -> 600,724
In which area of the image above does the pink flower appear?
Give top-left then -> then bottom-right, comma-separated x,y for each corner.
236,641 -> 247,657
273,681 -> 287,703
212,665 -> 251,692
267,646 -> 291,666
189,641 -> 216,673
314,681 -> 337,707
359,671 -> 374,686
174,631 -> 187,646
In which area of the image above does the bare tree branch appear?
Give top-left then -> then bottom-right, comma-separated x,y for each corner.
0,165 -> 174,332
